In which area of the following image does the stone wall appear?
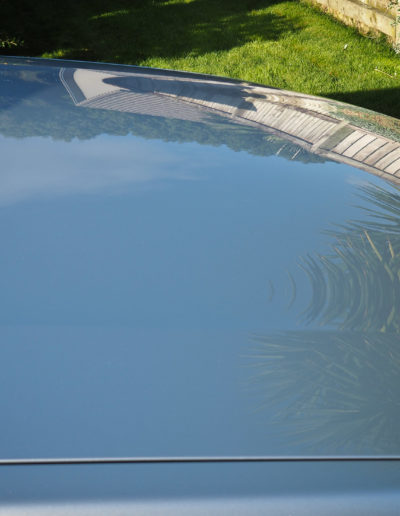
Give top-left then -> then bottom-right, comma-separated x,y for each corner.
309,0 -> 399,48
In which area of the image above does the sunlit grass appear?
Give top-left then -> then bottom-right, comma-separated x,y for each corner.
1,0 -> 400,116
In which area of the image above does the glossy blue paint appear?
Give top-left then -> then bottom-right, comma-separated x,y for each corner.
1,57 -> 400,462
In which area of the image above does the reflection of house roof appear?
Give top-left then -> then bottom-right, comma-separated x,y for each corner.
60,67 -> 226,123
239,94 -> 400,182
60,67 -> 400,184
322,128 -> 400,177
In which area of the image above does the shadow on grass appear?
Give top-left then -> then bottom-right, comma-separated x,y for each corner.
324,88 -> 400,119
0,0 -> 298,62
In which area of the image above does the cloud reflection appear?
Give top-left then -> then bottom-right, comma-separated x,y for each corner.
0,134 -> 198,205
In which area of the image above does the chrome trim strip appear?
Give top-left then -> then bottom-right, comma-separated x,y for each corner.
1,455 -> 400,466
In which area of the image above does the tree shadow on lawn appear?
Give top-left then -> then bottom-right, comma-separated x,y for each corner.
0,0 -> 301,62
324,87 -> 400,120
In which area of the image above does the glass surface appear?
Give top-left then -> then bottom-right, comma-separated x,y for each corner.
1,58 -> 400,459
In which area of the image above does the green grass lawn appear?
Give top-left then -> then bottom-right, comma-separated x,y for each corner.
1,0 -> 400,117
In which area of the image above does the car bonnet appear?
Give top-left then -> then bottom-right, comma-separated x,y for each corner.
1,57 -> 400,462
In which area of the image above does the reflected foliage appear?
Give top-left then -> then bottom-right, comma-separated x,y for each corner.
301,184 -> 400,332
250,182 -> 400,453
251,330 -> 400,453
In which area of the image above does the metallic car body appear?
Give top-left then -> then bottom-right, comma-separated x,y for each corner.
1,56 -> 400,513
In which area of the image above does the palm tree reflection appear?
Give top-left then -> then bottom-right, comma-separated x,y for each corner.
300,183 -> 400,332
251,183 -> 400,454
252,330 -> 400,453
